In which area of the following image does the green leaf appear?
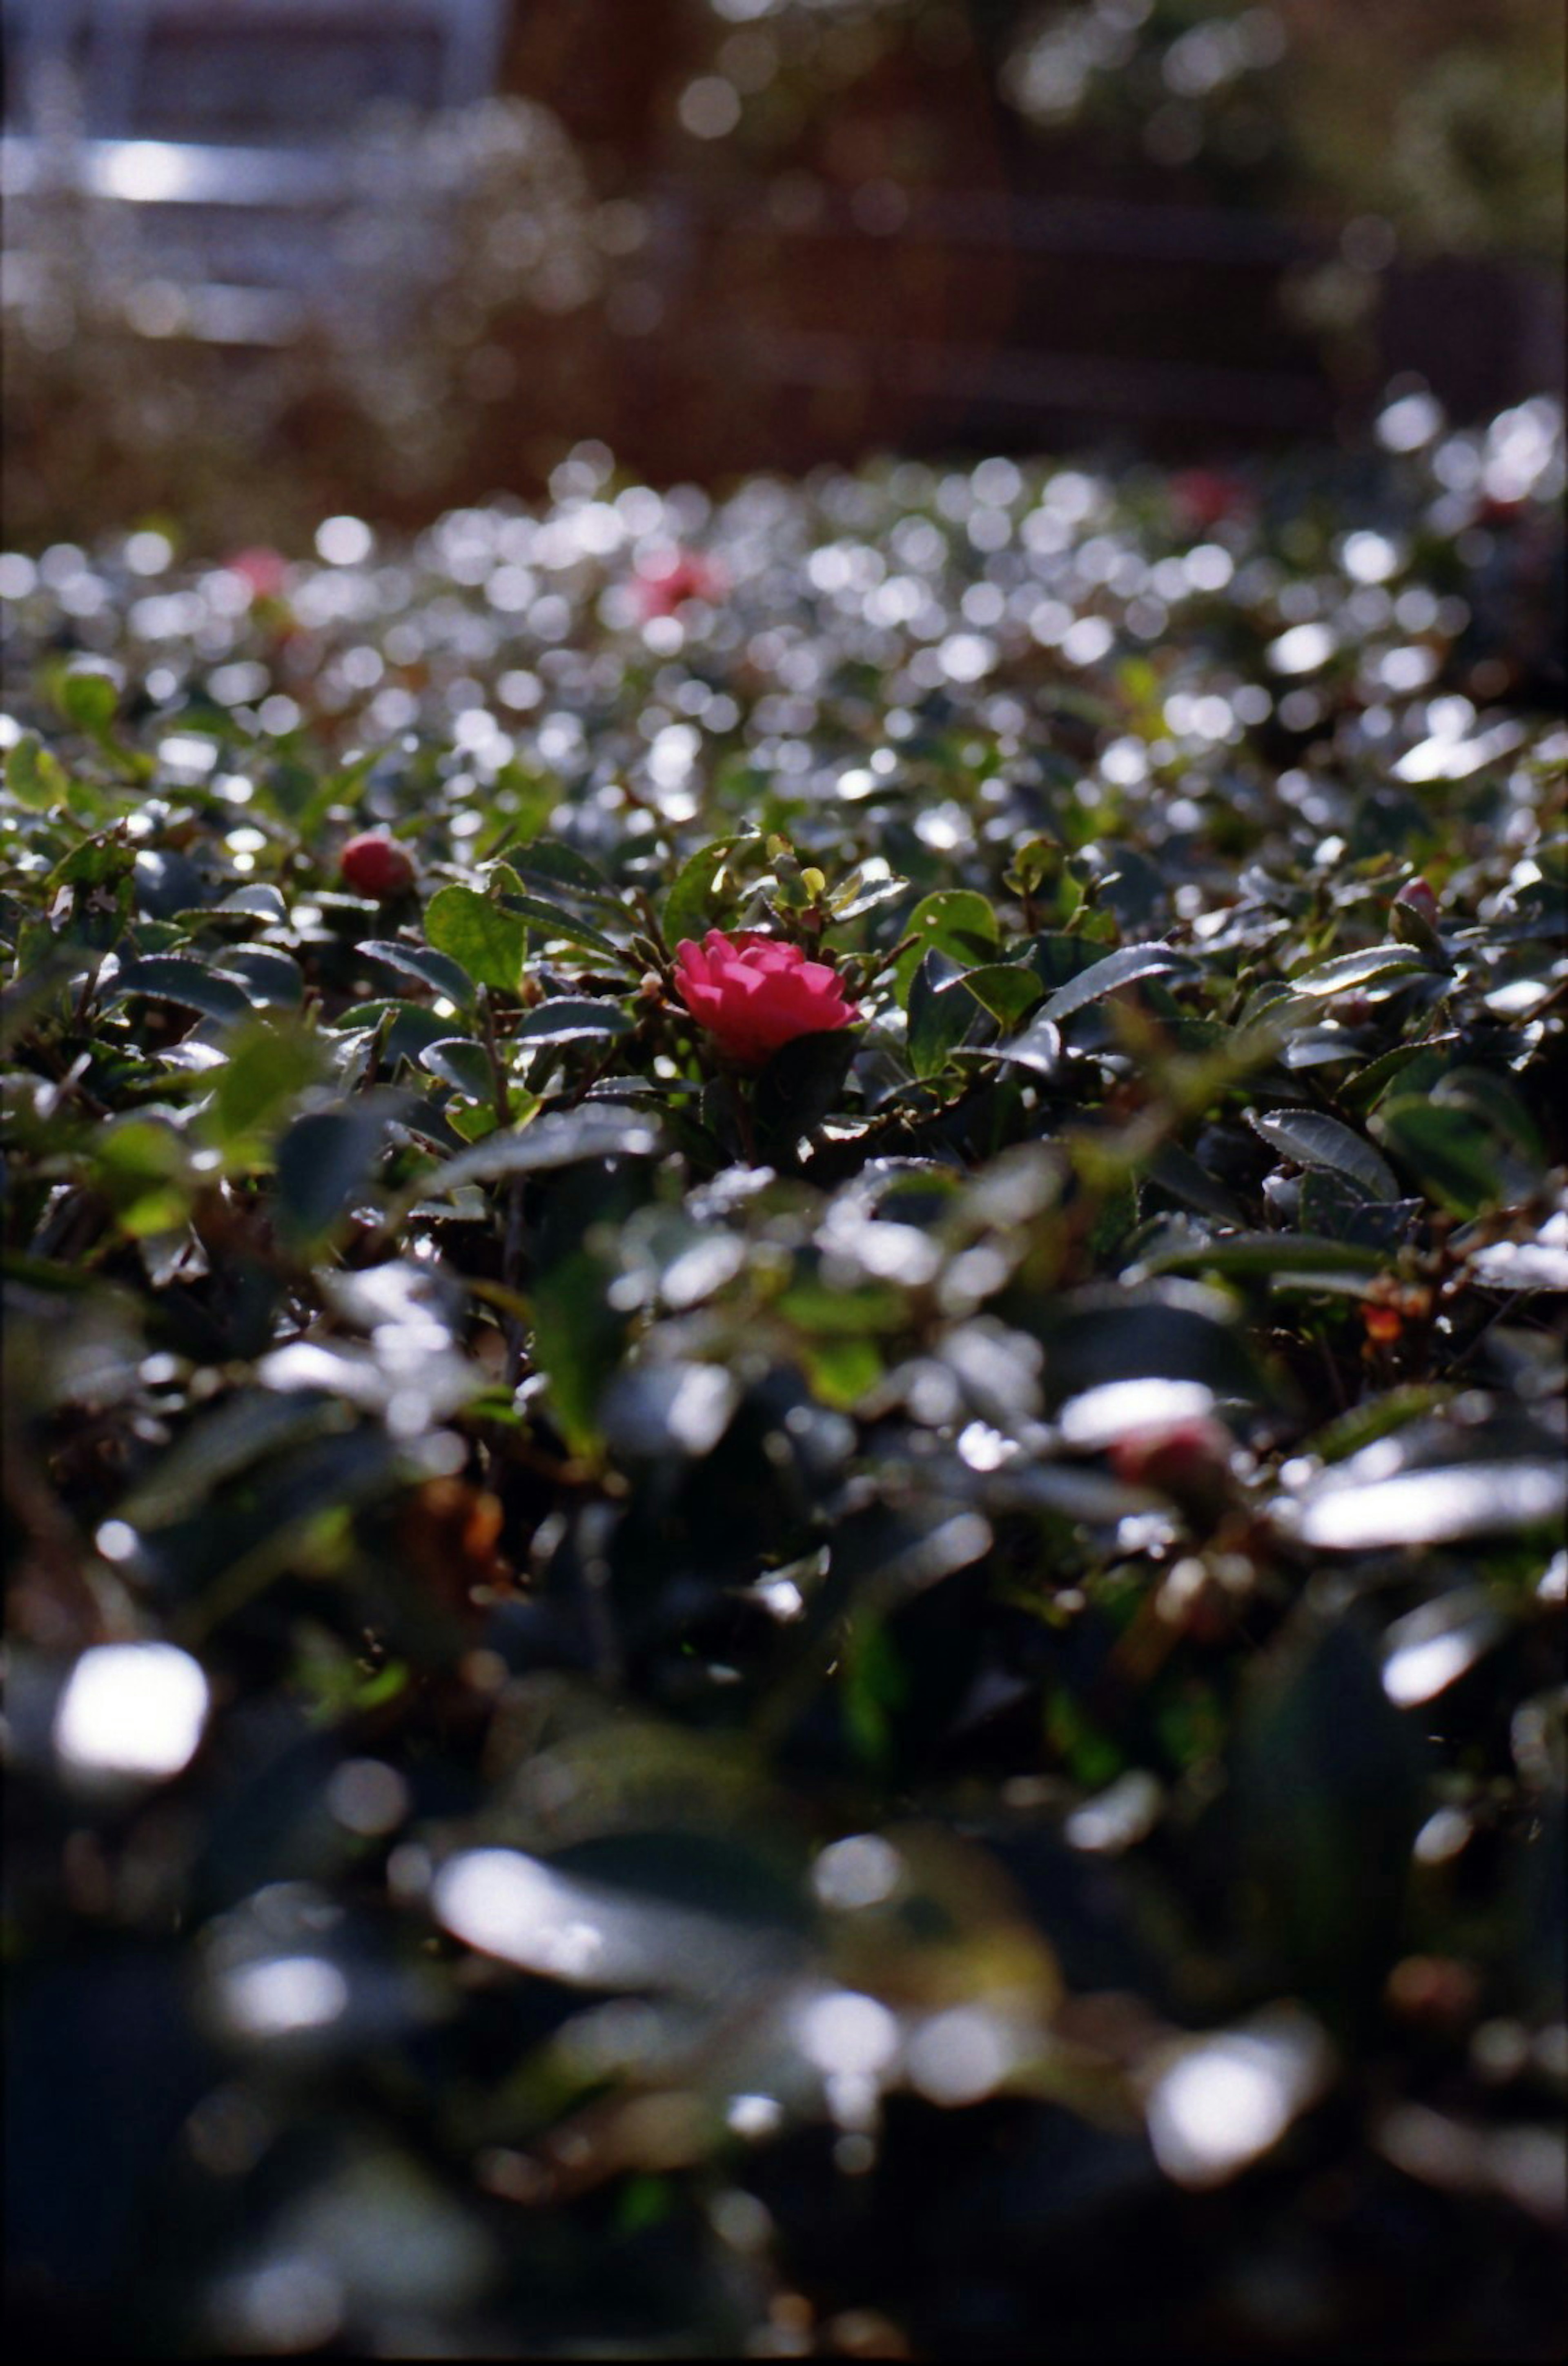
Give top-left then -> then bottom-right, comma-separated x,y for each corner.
1430,1067 -> 1545,1165
892,891 -> 1000,1006
1025,933 -> 1108,996
991,1009 -> 1063,1078
1039,941 -> 1197,1026
209,1016 -> 326,1150
3,733 -> 72,811
959,962 -> 1045,1029
1138,1231 -> 1387,1279
53,662 -> 120,734
1255,942 -> 1437,1030
510,840 -> 625,915
753,1027 -> 860,1158
907,951 -> 979,1079
798,1333 -> 885,1408
359,938 -> 476,1007
418,1036 -> 497,1099
512,999 -> 634,1050
1338,1034 -> 1461,1111
1234,1611 -> 1425,2002
1247,1107 -> 1400,1201
662,834 -> 755,950
118,1390 -> 344,1531
479,758 -> 559,853
274,1101 -> 392,1251
1280,1459 -> 1566,1551
424,884 -> 529,994
410,1107 -> 664,1202
1372,1096 -> 1506,1216
1143,1141 -> 1243,1222
220,945 -> 303,1010
207,884 -> 290,925
496,891 -> 626,965
107,956 -> 254,1023
827,870 -> 910,922
529,1247 -> 625,1455
331,999 -> 457,1066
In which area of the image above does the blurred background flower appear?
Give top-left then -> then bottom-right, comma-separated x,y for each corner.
2,0 -> 1562,548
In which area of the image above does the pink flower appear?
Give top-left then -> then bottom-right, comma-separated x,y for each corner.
1169,469 -> 1253,532
673,930 -> 860,1068
633,549 -> 726,622
226,546 -> 290,601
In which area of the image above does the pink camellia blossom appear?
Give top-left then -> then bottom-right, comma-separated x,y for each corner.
673,930 -> 860,1068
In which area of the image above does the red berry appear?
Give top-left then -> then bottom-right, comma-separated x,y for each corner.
340,831 -> 415,899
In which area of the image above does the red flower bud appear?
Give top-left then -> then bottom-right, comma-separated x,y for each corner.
340,831 -> 416,900
673,929 -> 860,1069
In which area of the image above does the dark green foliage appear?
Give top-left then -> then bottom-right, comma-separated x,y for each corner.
2,418 -> 1564,2358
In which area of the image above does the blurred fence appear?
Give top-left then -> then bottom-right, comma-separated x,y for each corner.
1,0 -> 1562,535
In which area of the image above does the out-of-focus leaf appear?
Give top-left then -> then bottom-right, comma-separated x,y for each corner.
208,1015 -> 326,1149
1234,1609 -> 1425,1999
529,1248 -> 626,1455
1374,1096 -> 1507,1216
274,1099 -> 393,1251
1467,1228 -> 1568,1292
1276,1458 -> 1566,1551
600,1360 -> 740,1460
3,731 -> 71,809
1036,1287 -> 1270,1406
117,1390 -> 345,1529
53,662 -> 120,733
432,1843 -> 784,1997
1143,1141 -> 1244,1222
1136,1231 -> 1385,1279
410,1107 -> 664,1201
1380,1587 -> 1508,1707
